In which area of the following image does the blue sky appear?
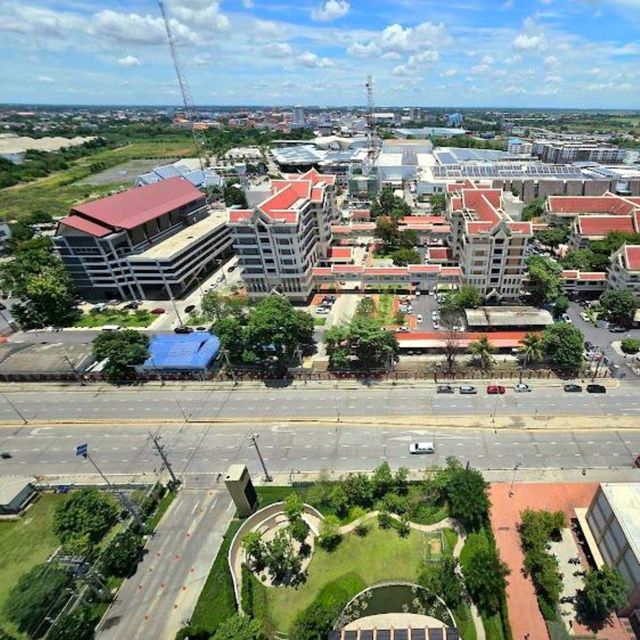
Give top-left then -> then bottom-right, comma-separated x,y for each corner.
1,0 -> 639,107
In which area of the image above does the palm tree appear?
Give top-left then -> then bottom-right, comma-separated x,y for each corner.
469,334 -> 495,372
518,332 -> 544,382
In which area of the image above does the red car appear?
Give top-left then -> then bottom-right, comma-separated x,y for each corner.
487,384 -> 506,395
150,307 -> 166,315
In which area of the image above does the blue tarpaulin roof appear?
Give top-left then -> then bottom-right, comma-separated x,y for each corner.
141,333 -> 221,371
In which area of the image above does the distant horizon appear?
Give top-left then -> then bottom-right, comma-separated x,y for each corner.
2,0 -> 640,109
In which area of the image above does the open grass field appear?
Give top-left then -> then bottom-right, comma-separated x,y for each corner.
0,493 -> 69,633
73,309 -> 155,328
262,522 -> 428,633
0,137 -> 197,222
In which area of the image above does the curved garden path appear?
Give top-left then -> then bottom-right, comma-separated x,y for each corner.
231,505 -> 485,640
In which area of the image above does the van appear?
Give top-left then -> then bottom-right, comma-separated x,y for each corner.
409,442 -> 435,454
101,325 -> 121,332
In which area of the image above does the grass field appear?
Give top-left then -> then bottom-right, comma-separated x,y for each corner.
0,137 -> 197,222
0,493 -> 69,633
73,309 -> 155,328
263,522 -> 427,633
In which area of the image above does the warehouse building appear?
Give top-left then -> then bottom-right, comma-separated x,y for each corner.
140,333 -> 222,373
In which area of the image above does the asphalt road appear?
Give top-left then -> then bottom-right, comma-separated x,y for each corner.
2,384 -> 640,425
2,421 -> 640,479
97,488 -> 233,640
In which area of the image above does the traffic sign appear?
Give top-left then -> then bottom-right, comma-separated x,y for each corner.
75,443 -> 88,458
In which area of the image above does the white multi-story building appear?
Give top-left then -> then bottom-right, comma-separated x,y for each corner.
608,244 -> 640,297
447,182 -> 532,301
54,178 -> 232,300
228,169 -> 337,301
291,105 -> 305,128
532,140 -> 627,164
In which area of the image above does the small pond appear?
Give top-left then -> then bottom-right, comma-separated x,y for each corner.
337,583 -> 455,629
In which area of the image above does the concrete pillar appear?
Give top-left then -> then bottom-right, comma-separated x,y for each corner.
224,464 -> 257,517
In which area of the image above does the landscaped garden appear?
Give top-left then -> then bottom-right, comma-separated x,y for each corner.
73,308 -> 155,328
186,460 -> 512,640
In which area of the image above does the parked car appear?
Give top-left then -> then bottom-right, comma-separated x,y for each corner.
437,384 -> 454,394
514,383 -> 532,392
195,326 -> 209,332
634,455 -> 640,469
584,341 -> 594,351
123,301 -> 140,310
459,385 -> 477,394
227,264 -> 237,272
487,384 -> 506,394
563,384 -> 583,393
151,308 -> 166,314
0,451 -> 12,459
609,325 -> 627,333
432,321 -> 439,330
416,314 -> 423,323
586,384 -> 606,394
562,313 -> 572,323
100,325 -> 121,332
174,326 -> 193,334
184,304 -> 196,314
409,442 -> 435,454
580,312 -> 590,322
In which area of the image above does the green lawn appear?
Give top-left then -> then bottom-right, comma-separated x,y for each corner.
73,309 -> 155,328
0,493 -> 69,632
263,522 -> 426,633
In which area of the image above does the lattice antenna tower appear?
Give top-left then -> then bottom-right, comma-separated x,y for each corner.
158,0 -> 209,175
365,75 -> 378,171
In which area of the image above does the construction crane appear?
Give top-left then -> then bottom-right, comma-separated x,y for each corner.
364,75 -> 378,173
158,0 -> 209,175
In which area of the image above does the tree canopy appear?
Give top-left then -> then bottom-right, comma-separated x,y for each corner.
525,255 -> 562,306
0,237 -> 78,329
92,330 -> 150,380
541,323 -> 584,374
212,614 -> 266,640
99,529 -> 145,578
600,288 -> 638,327
389,247 -> 420,266
535,227 -> 569,248
463,547 -> 510,615
370,185 -> 411,220
48,605 -> 101,640
468,334 -> 495,372
579,567 -> 628,621
441,458 -> 490,532
54,488 -> 119,545
429,193 -> 446,214
522,197 -> 546,221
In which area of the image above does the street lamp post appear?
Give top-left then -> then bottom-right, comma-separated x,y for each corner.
249,432 -> 272,482
509,462 -> 522,497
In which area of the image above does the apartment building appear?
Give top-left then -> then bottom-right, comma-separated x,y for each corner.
446,183 -> 532,301
228,168 -> 337,301
532,140 -> 626,164
54,178 -> 232,300
608,245 -> 640,296
546,193 -> 640,225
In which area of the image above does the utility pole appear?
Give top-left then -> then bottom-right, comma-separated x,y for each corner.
249,432 -> 272,482
63,355 -> 86,386
148,433 -> 180,487
508,462 -> 522,497
1,392 -> 27,424
222,349 -> 237,385
75,444 -> 144,529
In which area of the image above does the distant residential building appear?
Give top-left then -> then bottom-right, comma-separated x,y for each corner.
228,168 -> 337,301
569,212 -> 640,248
137,161 -> 223,190
291,105 -> 305,128
608,244 -> 640,296
532,140 -> 626,165
507,138 -> 533,155
546,193 -> 640,225
447,182 -> 532,301
54,178 -> 232,300
446,112 -> 464,127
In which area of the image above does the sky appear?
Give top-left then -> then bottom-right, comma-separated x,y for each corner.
1,0 -> 640,108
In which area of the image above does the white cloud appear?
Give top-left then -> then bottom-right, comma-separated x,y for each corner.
36,75 -> 54,82
347,41 -> 381,58
241,0 -> 254,7
167,0 -> 229,31
504,54 -> 523,64
514,32 -> 544,50
117,55 -> 142,67
442,68 -> 458,77
545,74 -> 562,83
393,49 -> 439,76
378,21 -> 450,54
544,55 -> 559,67
297,51 -> 333,67
193,53 -> 212,66
311,0 -> 350,21
262,42 -> 293,57
0,3 -> 85,38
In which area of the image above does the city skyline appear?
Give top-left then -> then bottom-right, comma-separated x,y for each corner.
1,0 -> 640,108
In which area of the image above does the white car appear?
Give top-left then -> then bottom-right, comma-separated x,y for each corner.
432,321 -> 439,329
409,442 -> 435,454
514,383 -> 532,392
416,314 -> 423,323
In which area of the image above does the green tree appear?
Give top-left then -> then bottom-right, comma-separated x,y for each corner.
4,564 -> 70,636
54,488 -> 119,545
541,323 -> 584,374
224,184 -> 248,208
526,255 -> 562,305
264,529 -> 301,582
621,338 -> 640,354
519,332 -> 545,367
374,216 -> 399,249
600,288 -> 638,327
318,515 -> 342,551
553,295 -> 570,319
100,529 -> 145,577
445,465 -> 490,532
468,334 -> 495,372
390,247 -> 420,266
284,493 -> 305,522
212,315 -> 247,364
429,193 -> 446,214
419,556 -> 463,609
242,531 -> 266,570
562,248 -> 597,272
522,196 -> 546,221
372,462 -> 394,499
398,229 -> 419,249
48,604 -> 101,640
535,227 -> 569,248
579,567 -> 628,621
213,614 -> 266,640
463,547 -> 510,615
329,485 -> 350,518
291,601 -> 339,640
0,237 -> 78,329
92,330 -> 150,381
289,517 -> 310,544
201,291 -> 225,322
452,285 -> 482,310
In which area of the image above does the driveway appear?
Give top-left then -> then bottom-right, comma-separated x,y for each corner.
97,486 -> 233,640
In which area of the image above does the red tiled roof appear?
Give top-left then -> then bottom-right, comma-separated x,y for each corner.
333,265 -> 364,273
363,267 -> 408,276
624,245 -> 640,271
441,266 -> 462,276
396,330 -> 531,348
229,210 -> 253,223
400,216 -> 447,226
578,215 -> 634,237
548,194 -> 635,216
509,222 -> 533,234
560,270 -> 579,279
560,270 -> 607,282
350,209 -> 370,220
70,178 -> 204,230
328,248 -> 352,259
428,247 -> 452,261
59,215 -> 112,238
407,264 -> 440,273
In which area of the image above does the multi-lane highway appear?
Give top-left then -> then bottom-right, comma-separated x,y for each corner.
1,383 -> 640,425
1,421 -> 640,480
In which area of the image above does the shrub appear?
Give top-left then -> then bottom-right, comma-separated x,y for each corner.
621,337 -> 640,354
54,488 -> 119,545
318,515 -> 342,551
241,564 -> 254,616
